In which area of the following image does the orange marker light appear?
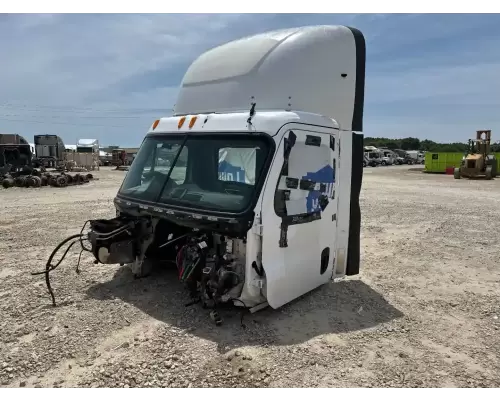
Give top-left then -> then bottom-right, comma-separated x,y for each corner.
189,116 -> 198,129
152,119 -> 160,130
178,117 -> 186,129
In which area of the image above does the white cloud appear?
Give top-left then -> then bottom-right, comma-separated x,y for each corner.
2,15 -> 249,105
1,13 -> 500,145
368,62 -> 500,104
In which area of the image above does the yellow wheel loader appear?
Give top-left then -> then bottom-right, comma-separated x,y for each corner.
454,130 -> 497,180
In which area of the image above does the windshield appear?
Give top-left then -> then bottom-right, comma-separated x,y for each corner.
118,134 -> 273,213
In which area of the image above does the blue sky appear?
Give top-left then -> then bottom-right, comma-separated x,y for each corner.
1,13 -> 499,147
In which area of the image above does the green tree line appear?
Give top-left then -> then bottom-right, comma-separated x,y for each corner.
364,137 -> 500,153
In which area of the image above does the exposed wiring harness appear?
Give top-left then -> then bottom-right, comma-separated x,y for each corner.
178,238 -> 249,327
176,244 -> 187,279
175,239 -> 205,283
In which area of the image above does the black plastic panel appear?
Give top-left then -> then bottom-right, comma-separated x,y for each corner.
346,132 -> 363,276
346,27 -> 366,133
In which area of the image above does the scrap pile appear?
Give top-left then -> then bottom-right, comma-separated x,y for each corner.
56,160 -> 96,173
1,167 -> 94,189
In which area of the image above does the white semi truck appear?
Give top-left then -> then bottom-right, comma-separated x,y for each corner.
41,25 -> 366,319
406,150 -> 425,164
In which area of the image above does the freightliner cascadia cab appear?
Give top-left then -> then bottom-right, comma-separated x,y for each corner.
92,25 -> 365,312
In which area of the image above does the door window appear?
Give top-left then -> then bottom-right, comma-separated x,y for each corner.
218,147 -> 257,184
274,130 -> 335,218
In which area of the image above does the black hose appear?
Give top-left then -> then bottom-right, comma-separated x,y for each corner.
32,217 -> 133,306
76,249 -> 84,274
79,220 -> 92,252
31,233 -> 84,307
229,298 -> 249,327
230,298 -> 248,309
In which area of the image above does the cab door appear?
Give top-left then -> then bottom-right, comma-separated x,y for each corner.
259,125 -> 339,309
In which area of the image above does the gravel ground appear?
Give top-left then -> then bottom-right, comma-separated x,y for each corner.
0,166 -> 499,388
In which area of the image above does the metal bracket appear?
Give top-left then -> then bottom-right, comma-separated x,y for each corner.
252,224 -> 263,236
249,302 -> 269,314
252,211 -> 263,236
251,278 -> 265,289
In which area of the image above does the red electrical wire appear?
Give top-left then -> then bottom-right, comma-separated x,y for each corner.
176,245 -> 186,279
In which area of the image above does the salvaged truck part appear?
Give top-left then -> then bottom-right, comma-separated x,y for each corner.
0,134 -> 33,173
36,25 -> 366,324
33,134 -> 66,168
63,139 -> 100,171
1,169 -> 94,189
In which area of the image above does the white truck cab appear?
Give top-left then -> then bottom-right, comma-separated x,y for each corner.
406,150 -> 425,164
380,149 -> 397,166
56,25 -> 366,316
364,146 -> 381,166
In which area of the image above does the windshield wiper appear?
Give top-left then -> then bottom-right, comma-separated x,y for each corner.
154,134 -> 189,203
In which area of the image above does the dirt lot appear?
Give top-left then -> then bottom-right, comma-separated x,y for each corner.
0,166 -> 499,388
